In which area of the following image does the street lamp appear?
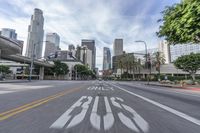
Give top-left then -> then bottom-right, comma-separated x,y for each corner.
29,41 -> 48,81
135,40 -> 150,84
135,40 -> 147,63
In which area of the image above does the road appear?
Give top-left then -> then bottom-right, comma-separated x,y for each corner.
0,80 -> 200,133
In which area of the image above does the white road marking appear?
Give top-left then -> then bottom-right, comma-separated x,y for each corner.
111,97 -> 148,132
111,83 -> 200,126
67,96 -> 92,128
90,96 -> 101,130
118,112 -> 140,132
110,87 -> 114,90
122,104 -> 149,132
87,86 -> 114,91
50,96 -> 87,129
0,91 -> 15,94
122,82 -> 200,98
103,97 -> 114,130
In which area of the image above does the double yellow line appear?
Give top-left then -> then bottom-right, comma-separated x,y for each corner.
0,87 -> 80,121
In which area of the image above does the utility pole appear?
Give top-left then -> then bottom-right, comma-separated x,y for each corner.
29,41 -> 48,81
29,43 -> 36,81
147,53 -> 151,85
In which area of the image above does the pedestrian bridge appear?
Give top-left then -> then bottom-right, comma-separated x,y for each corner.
0,35 -> 53,79
0,35 -> 53,67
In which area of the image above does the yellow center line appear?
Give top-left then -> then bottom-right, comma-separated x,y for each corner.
0,87 -> 81,121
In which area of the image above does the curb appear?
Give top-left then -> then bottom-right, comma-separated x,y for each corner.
145,83 -> 182,88
145,83 -> 200,91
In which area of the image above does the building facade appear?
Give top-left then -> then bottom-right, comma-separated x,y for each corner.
68,44 -> 75,51
68,44 -> 76,57
26,8 -> 44,59
113,39 -> 123,56
103,47 -> 111,70
1,28 -> 17,40
158,40 -> 171,64
170,43 -> 200,62
80,46 -> 92,69
46,33 -> 60,49
44,33 -> 60,57
81,39 -> 96,69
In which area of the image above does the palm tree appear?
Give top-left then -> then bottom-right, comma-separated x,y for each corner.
117,58 -> 124,79
152,52 -> 166,80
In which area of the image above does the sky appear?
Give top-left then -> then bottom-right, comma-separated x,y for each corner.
0,0 -> 181,70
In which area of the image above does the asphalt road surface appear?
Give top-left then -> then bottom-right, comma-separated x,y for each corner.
0,80 -> 200,133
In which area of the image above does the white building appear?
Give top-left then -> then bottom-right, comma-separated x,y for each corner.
113,39 -> 123,56
26,8 -> 44,59
45,33 -> 60,57
80,46 -> 92,69
1,28 -> 17,40
81,39 -> 96,69
158,40 -> 171,64
170,43 -> 200,62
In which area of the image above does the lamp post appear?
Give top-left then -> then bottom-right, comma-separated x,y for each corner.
135,40 -> 149,83
29,41 -> 48,81
135,40 -> 147,63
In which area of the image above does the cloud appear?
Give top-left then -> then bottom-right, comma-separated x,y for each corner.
0,0 -> 181,70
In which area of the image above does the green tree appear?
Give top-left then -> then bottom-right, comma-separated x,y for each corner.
52,60 -> 69,76
174,53 -> 200,80
157,0 -> 200,44
152,52 -> 166,80
74,64 -> 94,79
117,53 -> 137,79
0,65 -> 11,74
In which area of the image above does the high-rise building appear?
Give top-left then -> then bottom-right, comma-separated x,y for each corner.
46,33 -> 60,49
81,39 -> 96,69
103,47 -> 111,70
1,28 -> 17,40
26,8 -> 44,59
80,46 -> 92,69
158,40 -> 171,64
170,43 -> 200,62
68,44 -> 76,57
68,44 -> 75,51
75,45 -> 82,61
44,33 -> 60,57
113,39 -> 123,56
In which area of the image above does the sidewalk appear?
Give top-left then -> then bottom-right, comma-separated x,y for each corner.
146,82 -> 200,91
0,79 -> 30,83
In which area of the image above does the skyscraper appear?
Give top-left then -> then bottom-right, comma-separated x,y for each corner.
68,44 -> 75,51
113,39 -> 123,56
81,39 -> 96,69
45,33 -> 60,57
1,28 -> 17,40
26,8 -> 44,59
103,47 -> 111,70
